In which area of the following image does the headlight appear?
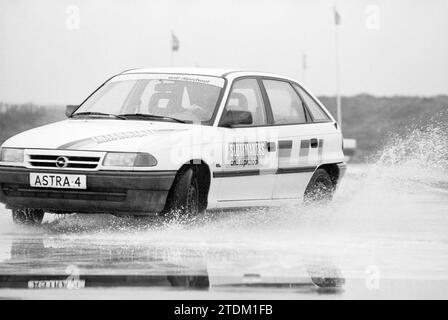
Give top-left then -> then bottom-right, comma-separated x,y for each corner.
0,148 -> 24,163
102,152 -> 157,167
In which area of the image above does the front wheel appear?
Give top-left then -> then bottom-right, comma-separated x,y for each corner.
12,208 -> 45,225
304,169 -> 335,204
164,168 -> 200,216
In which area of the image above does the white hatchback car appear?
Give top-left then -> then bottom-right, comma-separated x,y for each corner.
0,68 -> 346,224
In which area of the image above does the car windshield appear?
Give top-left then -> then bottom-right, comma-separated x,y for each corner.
73,74 -> 225,124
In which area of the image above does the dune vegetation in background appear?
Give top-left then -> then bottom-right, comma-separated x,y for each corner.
320,95 -> 448,161
0,104 -> 65,146
0,95 -> 447,162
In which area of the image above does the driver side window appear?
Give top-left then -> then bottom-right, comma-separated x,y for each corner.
222,79 -> 267,126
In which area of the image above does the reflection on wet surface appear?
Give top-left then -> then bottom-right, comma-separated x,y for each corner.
0,235 -> 344,294
0,163 -> 447,299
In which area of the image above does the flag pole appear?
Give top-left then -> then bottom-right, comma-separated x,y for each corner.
334,4 -> 342,130
170,30 -> 180,67
301,51 -> 307,83
170,30 -> 174,67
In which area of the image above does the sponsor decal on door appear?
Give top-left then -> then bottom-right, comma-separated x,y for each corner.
227,142 -> 266,167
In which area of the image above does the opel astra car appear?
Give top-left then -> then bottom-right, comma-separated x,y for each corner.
0,68 -> 346,224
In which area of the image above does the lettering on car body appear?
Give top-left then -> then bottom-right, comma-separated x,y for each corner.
227,142 -> 266,167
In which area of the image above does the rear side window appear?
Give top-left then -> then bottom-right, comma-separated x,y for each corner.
262,80 -> 307,125
293,84 -> 330,121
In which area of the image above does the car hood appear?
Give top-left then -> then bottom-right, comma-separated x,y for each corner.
1,119 -> 197,152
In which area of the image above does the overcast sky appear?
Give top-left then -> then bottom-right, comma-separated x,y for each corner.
0,0 -> 447,105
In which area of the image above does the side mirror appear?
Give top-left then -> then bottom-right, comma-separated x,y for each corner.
65,105 -> 78,117
219,109 -> 253,127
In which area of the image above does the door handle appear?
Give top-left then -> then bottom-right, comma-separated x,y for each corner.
267,142 -> 276,152
310,138 -> 318,148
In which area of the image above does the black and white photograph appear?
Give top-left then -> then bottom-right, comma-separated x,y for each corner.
0,0 -> 447,305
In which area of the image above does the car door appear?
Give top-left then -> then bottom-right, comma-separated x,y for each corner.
292,82 -> 340,175
214,78 -> 278,203
260,79 -> 321,200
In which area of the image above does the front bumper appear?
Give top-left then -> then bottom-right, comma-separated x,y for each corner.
0,166 -> 176,215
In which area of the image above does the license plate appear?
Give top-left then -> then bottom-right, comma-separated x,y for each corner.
28,280 -> 85,289
30,173 -> 87,189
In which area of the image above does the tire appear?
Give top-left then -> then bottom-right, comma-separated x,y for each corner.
12,208 -> 45,225
165,168 -> 200,216
167,275 -> 209,288
304,169 -> 335,204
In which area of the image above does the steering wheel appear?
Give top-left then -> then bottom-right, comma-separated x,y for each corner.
188,104 -> 209,118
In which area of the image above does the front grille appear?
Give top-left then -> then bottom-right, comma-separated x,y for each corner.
2,184 -> 126,202
28,154 -> 100,170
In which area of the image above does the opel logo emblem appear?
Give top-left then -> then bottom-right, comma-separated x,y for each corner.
55,156 -> 69,168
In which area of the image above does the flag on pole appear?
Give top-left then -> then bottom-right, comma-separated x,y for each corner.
171,32 -> 179,52
334,7 -> 341,25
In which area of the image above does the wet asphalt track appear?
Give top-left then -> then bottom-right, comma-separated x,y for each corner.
0,162 -> 447,299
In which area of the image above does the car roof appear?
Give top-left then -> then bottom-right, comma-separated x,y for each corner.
119,67 -> 335,123
122,67 -> 236,77
121,67 -> 294,81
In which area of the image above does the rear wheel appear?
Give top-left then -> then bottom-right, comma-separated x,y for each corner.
304,169 -> 335,204
12,208 -> 45,225
165,168 -> 200,216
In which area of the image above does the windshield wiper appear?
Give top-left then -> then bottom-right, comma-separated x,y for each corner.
118,113 -> 186,123
71,112 -> 126,120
